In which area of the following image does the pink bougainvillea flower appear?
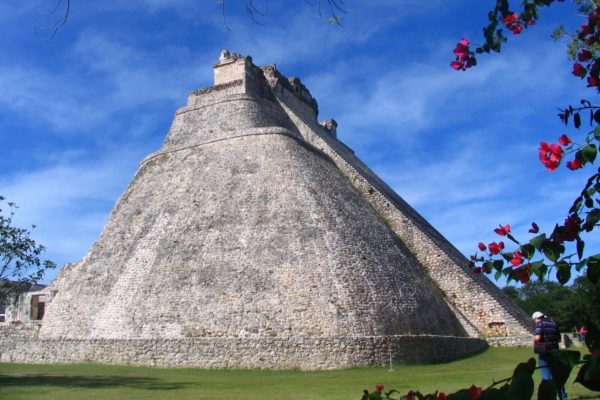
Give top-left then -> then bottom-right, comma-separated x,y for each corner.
477,242 -> 487,251
578,50 -> 593,62
528,222 -> 539,234
451,61 -> 463,70
375,384 -> 384,393
438,392 -> 447,400
567,158 -> 583,170
468,385 -> 483,400
559,134 -> 572,146
488,241 -> 504,255
494,224 -> 511,236
587,75 -> 600,87
565,215 -> 582,235
539,142 -> 563,171
516,267 -> 530,284
451,39 -> 475,71
573,63 -> 587,77
510,251 -> 524,267
503,13 -> 518,25
503,13 -> 523,35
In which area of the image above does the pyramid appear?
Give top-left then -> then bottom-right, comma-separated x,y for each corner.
2,51 -> 532,369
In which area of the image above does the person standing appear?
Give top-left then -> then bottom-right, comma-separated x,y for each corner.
532,311 -> 568,400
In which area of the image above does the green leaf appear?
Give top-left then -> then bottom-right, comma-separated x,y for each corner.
495,270 -> 503,280
585,323 -> 600,354
507,373 -> 534,400
585,196 -> 594,208
537,380 -> 557,400
513,358 -> 537,376
556,266 -> 571,285
569,198 -> 582,214
447,389 -> 471,400
551,349 -> 581,368
586,209 -> 600,228
595,125 -> 600,140
587,255 -> 600,284
480,387 -> 507,400
531,261 -> 547,279
582,144 -> 598,163
574,112 -> 581,128
529,234 -> 546,250
521,244 -> 535,259
545,350 -> 580,387
577,238 -> 585,260
543,242 -> 561,262
493,259 -> 504,271
575,356 -> 600,391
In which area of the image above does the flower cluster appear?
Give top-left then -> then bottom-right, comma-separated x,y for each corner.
539,141 -> 564,171
451,39 -> 476,71
571,7 -> 600,90
503,13 -> 524,35
539,134 -> 586,171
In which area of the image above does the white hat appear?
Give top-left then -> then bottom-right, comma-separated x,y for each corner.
532,311 -> 544,320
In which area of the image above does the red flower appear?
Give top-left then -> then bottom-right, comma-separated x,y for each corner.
494,224 -> 511,236
567,158 -> 583,170
488,241 -> 505,255
473,267 -> 482,273
516,266 -> 530,284
539,142 -> 563,171
559,134 -> 572,146
565,214 -> 582,232
478,242 -> 487,251
451,61 -> 463,70
468,385 -> 483,400
573,63 -> 587,77
503,13 -> 523,35
375,384 -> 384,393
503,13 -> 518,25
406,390 -> 416,400
578,50 -> 593,62
510,251 -> 524,267
451,39 -> 475,71
528,222 -> 539,233
588,76 -> 600,87
438,392 -> 447,400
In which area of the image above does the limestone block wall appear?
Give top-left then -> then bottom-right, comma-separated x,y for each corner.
271,88 -> 532,338
1,335 -> 487,370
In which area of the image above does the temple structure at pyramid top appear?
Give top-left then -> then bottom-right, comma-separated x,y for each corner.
0,51 -> 532,369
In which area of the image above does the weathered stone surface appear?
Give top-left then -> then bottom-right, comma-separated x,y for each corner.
0,50 -> 532,369
2,335 -> 487,370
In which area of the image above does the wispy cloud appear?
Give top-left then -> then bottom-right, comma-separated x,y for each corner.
1,148 -> 146,280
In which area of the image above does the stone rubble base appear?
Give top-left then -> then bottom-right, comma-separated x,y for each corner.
1,335 -> 487,370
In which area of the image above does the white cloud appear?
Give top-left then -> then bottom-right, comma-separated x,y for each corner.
1,148 -> 145,281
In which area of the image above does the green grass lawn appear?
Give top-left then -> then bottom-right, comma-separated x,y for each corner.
0,347 -> 598,400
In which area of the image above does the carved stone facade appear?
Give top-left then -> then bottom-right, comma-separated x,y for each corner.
0,51 -> 532,369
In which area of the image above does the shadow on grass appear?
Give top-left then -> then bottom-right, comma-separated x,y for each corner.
0,374 -> 192,391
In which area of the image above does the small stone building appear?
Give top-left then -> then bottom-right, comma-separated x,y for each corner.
0,51 -> 532,369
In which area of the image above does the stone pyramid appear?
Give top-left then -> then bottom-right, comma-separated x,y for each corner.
3,51 -> 532,369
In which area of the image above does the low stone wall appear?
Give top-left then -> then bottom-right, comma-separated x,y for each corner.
485,336 -> 531,347
0,335 -> 486,370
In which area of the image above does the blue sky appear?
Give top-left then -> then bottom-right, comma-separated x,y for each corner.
1,1 -> 595,285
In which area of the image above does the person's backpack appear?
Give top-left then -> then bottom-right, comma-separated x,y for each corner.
534,317 -> 560,354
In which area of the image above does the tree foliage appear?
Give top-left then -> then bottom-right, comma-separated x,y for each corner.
0,195 -> 55,304
502,277 -> 600,329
